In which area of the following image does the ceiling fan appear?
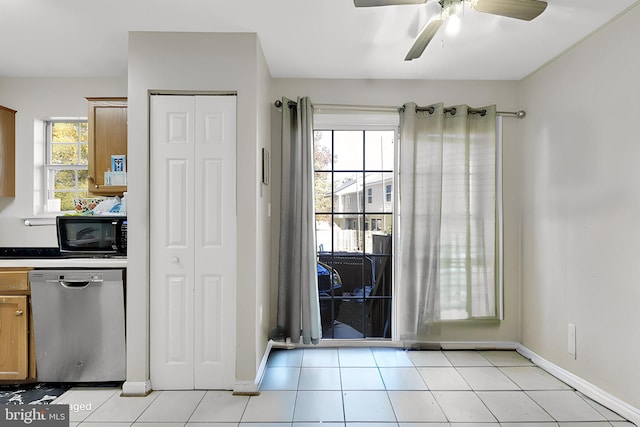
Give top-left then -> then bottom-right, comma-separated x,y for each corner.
354,0 -> 548,61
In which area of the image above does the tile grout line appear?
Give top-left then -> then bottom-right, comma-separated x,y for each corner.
257,348 -> 635,426
184,390 -> 213,425
458,352 -> 555,423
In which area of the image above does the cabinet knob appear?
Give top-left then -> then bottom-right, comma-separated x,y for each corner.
172,256 -> 180,264
15,310 -> 24,316
88,175 -> 99,189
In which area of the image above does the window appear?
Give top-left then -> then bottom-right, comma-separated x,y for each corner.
385,184 -> 392,202
314,129 -> 395,339
45,120 -> 88,211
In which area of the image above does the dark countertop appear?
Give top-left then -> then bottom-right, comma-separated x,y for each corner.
0,247 -> 63,259
0,248 -> 127,268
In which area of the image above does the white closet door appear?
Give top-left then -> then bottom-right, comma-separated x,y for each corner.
193,95 -> 236,389
150,95 -> 236,390
150,95 -> 197,390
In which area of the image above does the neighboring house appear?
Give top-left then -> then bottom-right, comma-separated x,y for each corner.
317,173 -> 392,254
333,172 -> 393,233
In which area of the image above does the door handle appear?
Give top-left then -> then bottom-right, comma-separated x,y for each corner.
15,310 -> 24,316
172,256 -> 180,264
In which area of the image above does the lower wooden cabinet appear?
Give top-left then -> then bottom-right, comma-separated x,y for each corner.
0,268 -> 34,381
0,296 -> 28,379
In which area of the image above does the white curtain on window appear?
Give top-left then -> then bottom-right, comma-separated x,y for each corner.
276,96 -> 322,345
398,102 -> 497,340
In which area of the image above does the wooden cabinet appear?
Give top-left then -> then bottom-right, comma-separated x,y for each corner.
0,268 -> 33,381
87,97 -> 127,196
0,105 -> 16,197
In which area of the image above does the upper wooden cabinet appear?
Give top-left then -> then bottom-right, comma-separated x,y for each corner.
0,105 -> 16,198
87,97 -> 127,196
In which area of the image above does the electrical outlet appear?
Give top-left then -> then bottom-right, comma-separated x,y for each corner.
568,323 -> 576,359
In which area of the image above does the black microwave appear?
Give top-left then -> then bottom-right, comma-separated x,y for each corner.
57,216 -> 127,257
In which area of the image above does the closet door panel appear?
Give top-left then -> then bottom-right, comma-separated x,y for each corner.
194,95 -> 237,389
165,275 -> 190,363
166,159 -> 189,247
201,159 -> 222,247
150,95 -> 196,390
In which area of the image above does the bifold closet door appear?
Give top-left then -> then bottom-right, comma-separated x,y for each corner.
150,95 -> 237,390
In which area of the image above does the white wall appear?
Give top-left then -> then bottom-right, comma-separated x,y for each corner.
519,4 -> 640,409
256,41 -> 273,364
270,78 -> 523,343
0,78 -> 126,246
127,32 -> 272,391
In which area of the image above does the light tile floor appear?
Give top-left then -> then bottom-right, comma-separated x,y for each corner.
51,348 -> 635,426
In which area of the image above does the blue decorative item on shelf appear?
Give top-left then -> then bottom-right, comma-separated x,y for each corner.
111,154 -> 126,172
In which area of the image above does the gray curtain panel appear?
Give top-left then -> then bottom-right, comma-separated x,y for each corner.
277,96 -> 322,345
398,103 -> 497,340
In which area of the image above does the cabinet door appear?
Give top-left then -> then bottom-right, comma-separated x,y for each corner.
0,296 -> 28,380
87,98 -> 128,195
0,105 -> 17,197
0,269 -> 29,291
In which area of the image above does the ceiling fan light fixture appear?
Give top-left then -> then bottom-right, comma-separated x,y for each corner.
442,0 -> 463,36
446,13 -> 461,35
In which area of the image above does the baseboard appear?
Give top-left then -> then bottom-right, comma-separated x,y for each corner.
271,339 -> 518,350
233,340 -> 274,395
121,380 -> 152,397
435,341 -> 519,350
517,344 -> 640,425
233,381 -> 260,396
271,339 -> 402,349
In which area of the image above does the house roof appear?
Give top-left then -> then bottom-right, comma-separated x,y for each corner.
334,172 -> 392,196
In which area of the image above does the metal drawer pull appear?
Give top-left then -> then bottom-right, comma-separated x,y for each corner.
15,310 -> 24,316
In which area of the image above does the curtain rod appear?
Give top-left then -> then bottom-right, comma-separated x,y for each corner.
274,99 -> 526,119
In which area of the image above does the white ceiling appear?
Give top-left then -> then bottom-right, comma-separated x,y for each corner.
0,0 -> 637,80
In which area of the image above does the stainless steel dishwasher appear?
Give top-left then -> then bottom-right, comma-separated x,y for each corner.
29,269 -> 126,382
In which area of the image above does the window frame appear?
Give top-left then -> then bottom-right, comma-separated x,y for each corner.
314,109 -> 400,339
44,119 -> 89,212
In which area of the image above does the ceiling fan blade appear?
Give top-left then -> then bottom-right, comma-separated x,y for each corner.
354,0 -> 426,7
471,0 -> 548,21
405,17 -> 444,61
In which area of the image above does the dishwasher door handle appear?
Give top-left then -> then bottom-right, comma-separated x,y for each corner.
45,278 -> 103,289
